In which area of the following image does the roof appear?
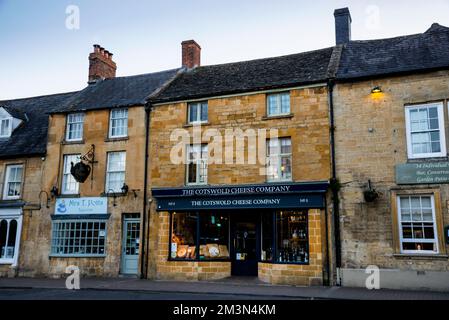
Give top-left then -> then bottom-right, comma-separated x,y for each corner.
151,47 -> 335,103
0,92 -> 76,158
55,68 -> 181,113
337,23 -> 449,80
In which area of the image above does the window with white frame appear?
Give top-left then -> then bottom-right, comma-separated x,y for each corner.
267,92 -> 290,116
3,164 -> 23,200
61,155 -> 81,195
188,102 -> 208,124
0,117 -> 12,138
109,108 -> 128,138
50,220 -> 107,256
0,209 -> 22,265
186,144 -> 208,185
397,195 -> 439,254
405,103 -> 446,159
106,152 -> 126,193
266,138 -> 292,182
66,113 -> 85,141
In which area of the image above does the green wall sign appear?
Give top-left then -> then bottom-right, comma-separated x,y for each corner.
396,162 -> 449,185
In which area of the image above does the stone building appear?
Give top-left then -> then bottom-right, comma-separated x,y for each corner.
147,40 -> 336,286
0,92 -> 75,277
331,9 -> 449,290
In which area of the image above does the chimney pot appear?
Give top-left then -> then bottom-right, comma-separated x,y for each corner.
334,7 -> 352,45
182,40 -> 201,69
88,44 -> 117,84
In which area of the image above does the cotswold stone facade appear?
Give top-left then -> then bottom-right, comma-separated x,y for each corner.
334,70 -> 449,290
20,106 -> 147,277
148,87 -> 332,286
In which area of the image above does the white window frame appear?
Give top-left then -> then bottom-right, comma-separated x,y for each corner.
50,219 -> 108,257
267,92 -> 291,117
397,195 -> 439,255
61,154 -> 81,195
187,102 -> 208,124
266,137 -> 293,182
0,117 -> 12,138
105,151 -> 126,193
405,102 -> 446,159
65,113 -> 85,142
0,209 -> 23,266
109,108 -> 128,138
3,164 -> 23,200
186,144 -> 208,185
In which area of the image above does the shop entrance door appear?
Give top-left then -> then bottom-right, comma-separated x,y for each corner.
231,213 -> 259,276
121,217 -> 140,275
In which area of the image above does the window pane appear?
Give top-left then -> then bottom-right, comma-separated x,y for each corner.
0,220 -> 7,259
106,152 -> 126,192
280,93 -> 290,114
261,212 -> 274,262
0,119 -> 11,136
67,113 -> 84,140
267,95 -> 279,115
62,155 -> 80,194
170,213 -> 197,260
200,103 -> 208,122
199,213 -> 229,260
408,105 -> 443,156
6,220 -> 17,258
276,211 -> 308,263
110,109 -> 128,137
189,104 -> 198,123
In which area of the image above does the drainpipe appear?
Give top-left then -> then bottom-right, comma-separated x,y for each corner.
328,79 -> 342,285
140,104 -> 151,279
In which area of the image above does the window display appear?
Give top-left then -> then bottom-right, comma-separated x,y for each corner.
199,213 -> 230,260
261,212 -> 273,262
170,212 -> 197,260
276,211 -> 308,264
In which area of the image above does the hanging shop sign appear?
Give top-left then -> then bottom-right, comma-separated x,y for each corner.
55,197 -> 107,215
396,162 -> 449,185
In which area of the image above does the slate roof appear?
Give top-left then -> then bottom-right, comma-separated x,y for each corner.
151,47 -> 335,103
1,105 -> 28,121
337,23 -> 449,80
0,92 -> 76,159
54,68 -> 181,113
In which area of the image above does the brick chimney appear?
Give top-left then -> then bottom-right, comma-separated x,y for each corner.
182,40 -> 201,69
334,8 -> 352,45
88,44 -> 117,83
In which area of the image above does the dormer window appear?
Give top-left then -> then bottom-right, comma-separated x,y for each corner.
0,117 -> 11,138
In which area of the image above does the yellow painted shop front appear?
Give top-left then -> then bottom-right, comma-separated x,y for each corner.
152,182 -> 327,286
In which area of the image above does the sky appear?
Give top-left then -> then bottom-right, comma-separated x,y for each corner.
1,0 -> 449,100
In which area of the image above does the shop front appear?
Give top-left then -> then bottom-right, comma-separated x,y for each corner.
152,182 -> 328,286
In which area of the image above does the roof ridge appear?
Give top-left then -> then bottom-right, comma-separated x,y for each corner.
193,46 -> 335,70
0,91 -> 78,103
109,67 -> 182,81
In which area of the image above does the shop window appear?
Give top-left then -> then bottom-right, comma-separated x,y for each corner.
61,155 -> 81,195
186,144 -> 208,185
267,92 -> 290,116
199,213 -> 230,260
188,102 -> 208,124
3,164 -> 23,200
397,195 -> 439,254
276,211 -> 308,264
261,212 -> 274,262
170,212 -> 198,260
405,103 -> 446,159
0,213 -> 23,265
266,138 -> 292,182
66,113 -> 85,142
109,108 -> 128,138
50,220 -> 107,256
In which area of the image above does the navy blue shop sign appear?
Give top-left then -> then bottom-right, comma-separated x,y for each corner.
152,182 -> 328,211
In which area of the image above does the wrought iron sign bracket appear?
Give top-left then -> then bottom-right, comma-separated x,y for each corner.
80,144 -> 98,188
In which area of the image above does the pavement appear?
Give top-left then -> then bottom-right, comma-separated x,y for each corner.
1,276 -> 449,300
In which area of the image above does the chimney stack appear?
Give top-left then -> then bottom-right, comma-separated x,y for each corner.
182,40 -> 201,69
334,8 -> 352,45
88,44 -> 117,84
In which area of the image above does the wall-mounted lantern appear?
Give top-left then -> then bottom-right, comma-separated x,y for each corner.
371,86 -> 383,94
50,186 -> 59,198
